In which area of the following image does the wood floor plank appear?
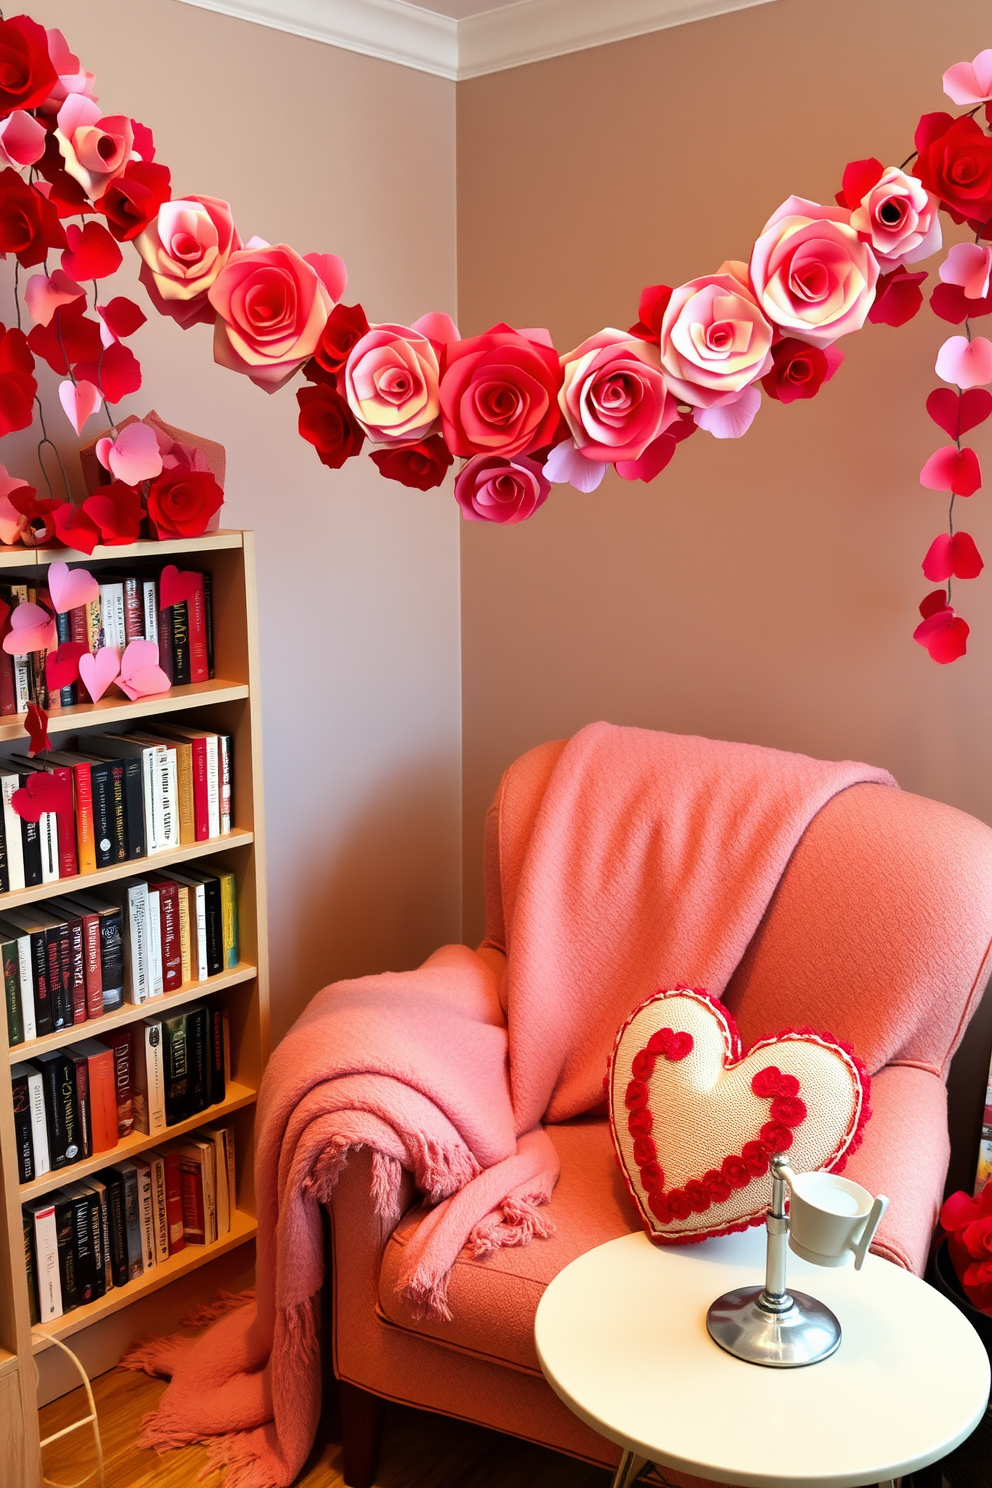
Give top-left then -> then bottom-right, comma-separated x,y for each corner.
39,1368 -> 612,1487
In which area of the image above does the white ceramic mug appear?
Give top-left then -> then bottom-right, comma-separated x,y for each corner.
786,1170 -> 889,1270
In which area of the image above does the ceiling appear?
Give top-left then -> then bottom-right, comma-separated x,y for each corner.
173,0 -> 780,80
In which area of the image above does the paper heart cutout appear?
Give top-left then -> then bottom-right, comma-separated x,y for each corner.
78,646 -> 120,703
25,702 -> 51,757
922,531 -> 985,582
61,221 -> 123,282
95,421 -> 162,485
920,445 -> 983,497
609,988 -> 870,1244
925,387 -> 992,438
47,560 -> 100,614
58,378 -> 102,436
10,770 -> 73,823
25,269 -> 84,328
46,640 -> 89,693
158,563 -> 200,609
2,602 -> 57,655
116,639 -> 170,701
935,334 -> 992,390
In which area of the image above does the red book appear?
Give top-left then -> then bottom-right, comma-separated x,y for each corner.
69,606 -> 87,647
107,1030 -> 134,1138
188,575 -> 209,684
162,1150 -> 185,1254
69,1047 -> 91,1158
177,1153 -> 205,1244
146,876 -> 182,991
123,578 -> 144,641
65,914 -> 86,1024
71,1040 -> 117,1154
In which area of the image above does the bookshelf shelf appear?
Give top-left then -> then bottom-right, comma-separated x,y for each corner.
18,1082 -> 258,1204
30,1208 -> 258,1354
0,530 -> 270,1486
6,963 -> 258,1064
0,827 -> 253,914
0,679 -> 250,745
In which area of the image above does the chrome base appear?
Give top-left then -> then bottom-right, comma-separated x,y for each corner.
706,1285 -> 841,1368
610,1450 -> 648,1487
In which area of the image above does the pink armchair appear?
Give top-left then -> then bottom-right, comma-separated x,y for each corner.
326,738 -> 992,1487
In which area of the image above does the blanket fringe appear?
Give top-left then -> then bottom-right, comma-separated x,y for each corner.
119,1290 -> 256,1380
465,1195 -> 556,1260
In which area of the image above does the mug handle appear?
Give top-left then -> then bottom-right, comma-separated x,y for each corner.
853,1195 -> 889,1270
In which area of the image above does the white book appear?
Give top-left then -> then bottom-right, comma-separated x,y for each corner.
202,1124 -> 232,1236
205,735 -> 220,839
39,811 -> 58,884
142,580 -> 158,645
146,888 -> 163,998
110,881 -> 150,1004
26,1199 -> 62,1319
139,1018 -> 166,1135
0,774 -> 25,891
219,736 -> 232,834
169,872 -> 208,981
23,1065 -> 49,1176
160,746 -> 178,851
99,583 -> 126,651
133,1157 -> 156,1272
146,1151 -> 169,1264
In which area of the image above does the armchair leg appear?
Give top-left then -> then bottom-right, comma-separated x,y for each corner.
339,1381 -> 382,1488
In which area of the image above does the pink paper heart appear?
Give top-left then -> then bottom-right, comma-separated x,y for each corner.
943,48 -> 992,105
78,646 -> 121,703
58,379 -> 101,436
303,252 -> 348,301
935,335 -> 992,390
47,560 -> 100,614
920,445 -> 983,496
544,439 -> 606,492
2,603 -> 57,656
922,531 -> 985,582
693,384 -> 762,440
25,268 -> 84,327
939,243 -> 992,301
95,422 -> 163,485
116,639 -> 170,701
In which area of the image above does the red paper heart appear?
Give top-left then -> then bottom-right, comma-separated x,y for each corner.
24,703 -> 51,758
11,769 -> 71,822
73,340 -> 141,403
159,563 -> 200,609
61,221 -> 123,281
925,388 -> 992,438
45,641 -> 88,693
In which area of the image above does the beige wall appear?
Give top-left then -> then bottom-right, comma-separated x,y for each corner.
457,0 -> 992,943
15,0 -> 462,1043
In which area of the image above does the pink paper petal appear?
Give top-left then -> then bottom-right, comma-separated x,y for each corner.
913,607 -> 970,663
939,243 -> 992,300
615,433 -> 677,483
95,437 -> 113,473
78,646 -> 121,703
693,384 -> 762,439
303,252 -> 347,302
58,378 -> 101,436
47,560 -> 99,614
0,110 -> 47,167
24,269 -> 84,327
412,312 -> 459,346
943,49 -> 992,105
117,639 -> 170,700
3,603 -> 58,655
935,335 -> 992,389
543,439 -> 606,492
920,445 -> 983,497
101,422 -> 163,484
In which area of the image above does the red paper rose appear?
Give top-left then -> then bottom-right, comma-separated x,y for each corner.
0,15 -> 58,116
370,436 -> 452,491
0,169 -> 66,267
9,484 -> 57,544
454,452 -> 550,524
0,322 -> 36,435
310,301 -> 370,377
96,160 -> 171,242
146,469 -> 223,539
761,338 -> 843,403
297,384 -> 365,469
914,113 -> 992,232
439,323 -> 562,458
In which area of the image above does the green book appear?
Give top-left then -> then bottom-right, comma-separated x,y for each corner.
162,1010 -> 191,1126
2,935 -> 22,1046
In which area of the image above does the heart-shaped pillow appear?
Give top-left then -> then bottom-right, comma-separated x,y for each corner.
608,988 -> 871,1245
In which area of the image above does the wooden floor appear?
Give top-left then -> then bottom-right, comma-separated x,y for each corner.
39,1368 -> 615,1488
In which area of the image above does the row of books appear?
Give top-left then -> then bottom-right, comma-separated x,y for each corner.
0,565 -> 215,715
2,863 -> 239,1045
24,1122 -> 236,1324
11,1001 -> 229,1183
0,721 -> 233,892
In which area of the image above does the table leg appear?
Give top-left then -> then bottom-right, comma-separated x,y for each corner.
611,1451 -> 648,1488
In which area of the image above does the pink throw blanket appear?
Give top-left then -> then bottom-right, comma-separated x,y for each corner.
125,723 -> 895,1487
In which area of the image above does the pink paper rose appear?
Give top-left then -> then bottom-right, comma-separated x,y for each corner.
439,324 -> 562,458
659,261 -> 774,408
38,29 -> 96,114
749,197 -> 879,347
342,321 -> 441,444
55,94 -> 133,199
0,110 -> 45,169
559,329 -> 675,461
454,453 -> 550,523
208,243 -> 335,392
848,166 -> 941,269
136,196 -> 241,330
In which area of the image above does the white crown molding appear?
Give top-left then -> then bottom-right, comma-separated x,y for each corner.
173,0 -> 781,81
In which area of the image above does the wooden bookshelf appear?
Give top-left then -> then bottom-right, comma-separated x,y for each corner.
0,531 -> 269,1487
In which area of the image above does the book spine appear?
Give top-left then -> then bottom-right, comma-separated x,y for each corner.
23,1212 -> 38,1324
0,775 -> 24,890
25,1069 -> 49,1176
0,786 -> 9,894
205,737 -> 220,838
29,930 -> 51,1035
163,1014 -> 190,1126
219,736 -> 232,834
71,1049 -> 91,1159
89,1184 -> 111,1292
54,1198 -> 77,1311
144,1022 -> 166,1134
73,761 -> 96,876
187,1004 -> 209,1114
162,1151 -> 185,1253
175,744 -> 194,844
178,1157 -> 205,1244
0,592 -> 16,715
149,1154 -> 169,1264
20,809 -> 42,887
109,1032 -> 134,1138
146,888 -> 163,998
88,1049 -> 118,1154
123,577 -> 144,642
55,610 -> 75,707
86,1190 -> 105,1299
140,748 -> 159,856
177,885 -> 191,986
193,886 -> 208,981
40,1054 -> 80,1167
39,809 -> 59,884
204,881 -> 223,977
143,580 -> 158,646
118,1166 -> 143,1279
48,765 -> 77,878
188,575 -> 209,683
11,1071 -> 33,1182
156,598 -> 174,683
172,601 -> 191,686
69,604 -> 87,649
125,887 -> 148,1004
160,749 -> 178,852
121,756 -> 146,861
81,914 -> 102,1019
220,873 -> 238,969
67,919 -> 86,1025
32,1203 -> 63,1319
135,1162 -> 155,1272
89,761 -> 114,871
15,938 -> 34,1041
210,1007 -> 225,1106
71,1193 -> 97,1304
103,1173 -> 128,1288
108,762 -> 126,865
158,882 -> 182,991
3,944 -> 22,1045
190,738 -> 209,842
45,926 -> 67,1031
84,597 -> 101,654
98,909 -> 124,1012
203,570 -> 214,677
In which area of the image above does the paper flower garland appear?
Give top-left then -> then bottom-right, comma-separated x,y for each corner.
0,18 -> 991,659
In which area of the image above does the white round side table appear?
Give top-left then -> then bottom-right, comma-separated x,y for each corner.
534,1227 -> 990,1488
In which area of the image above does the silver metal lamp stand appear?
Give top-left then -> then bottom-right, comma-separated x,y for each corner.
706,1155 -> 842,1367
